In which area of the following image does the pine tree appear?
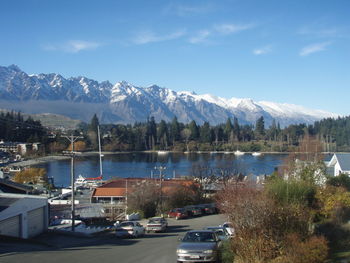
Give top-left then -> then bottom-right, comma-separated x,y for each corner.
189,120 -> 199,140
200,122 -> 212,143
255,116 -> 265,139
224,118 -> 233,143
170,116 -> 180,145
88,114 -> 100,150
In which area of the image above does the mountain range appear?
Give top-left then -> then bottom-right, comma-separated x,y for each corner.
0,65 -> 339,127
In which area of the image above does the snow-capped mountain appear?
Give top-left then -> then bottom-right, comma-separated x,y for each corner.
0,65 -> 339,126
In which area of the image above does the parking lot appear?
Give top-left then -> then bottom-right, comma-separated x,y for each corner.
0,214 -> 226,263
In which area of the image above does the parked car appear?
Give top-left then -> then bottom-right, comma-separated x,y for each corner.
201,203 -> 217,214
115,221 -> 145,238
184,205 -> 202,217
168,208 -> 188,220
177,230 -> 222,262
203,226 -> 230,241
221,222 -> 235,237
146,217 -> 168,232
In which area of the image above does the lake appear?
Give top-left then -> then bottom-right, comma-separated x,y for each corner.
35,152 -> 288,187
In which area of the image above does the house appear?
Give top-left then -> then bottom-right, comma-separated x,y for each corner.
0,141 -> 41,155
0,193 -> 49,238
326,153 -> 350,177
91,178 -> 197,204
0,178 -> 33,194
91,178 -> 197,220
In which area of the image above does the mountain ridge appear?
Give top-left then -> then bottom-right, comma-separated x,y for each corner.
0,65 -> 339,126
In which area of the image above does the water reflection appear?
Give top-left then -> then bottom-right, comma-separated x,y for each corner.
36,152 -> 287,187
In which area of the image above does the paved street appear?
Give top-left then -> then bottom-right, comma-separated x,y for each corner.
0,214 -> 226,263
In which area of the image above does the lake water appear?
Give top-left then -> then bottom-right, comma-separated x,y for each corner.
35,152 -> 288,187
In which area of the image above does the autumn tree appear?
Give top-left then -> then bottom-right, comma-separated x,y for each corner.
127,181 -> 160,218
13,168 -> 48,185
66,140 -> 86,152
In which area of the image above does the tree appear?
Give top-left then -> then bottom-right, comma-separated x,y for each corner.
157,120 -> 169,149
233,117 -> 241,141
181,128 -> 191,151
224,118 -> 233,143
200,122 -> 212,143
146,116 -> 157,150
255,116 -> 265,139
127,180 -> 160,218
170,116 -> 180,145
88,114 -> 99,150
189,120 -> 199,140
13,168 -> 48,185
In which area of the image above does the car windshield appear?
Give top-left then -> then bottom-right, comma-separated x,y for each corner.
120,222 -> 133,227
149,218 -> 161,223
183,232 -> 216,242
214,230 -> 226,236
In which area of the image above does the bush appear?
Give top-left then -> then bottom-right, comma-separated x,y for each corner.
220,240 -> 235,263
265,177 -> 317,207
278,234 -> 328,263
327,174 -> 350,191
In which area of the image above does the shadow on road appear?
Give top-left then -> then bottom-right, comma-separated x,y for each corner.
0,232 -> 139,256
166,225 -> 190,233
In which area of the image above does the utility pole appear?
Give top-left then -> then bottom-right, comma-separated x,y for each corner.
154,166 -> 166,216
62,134 -> 83,232
125,178 -> 128,218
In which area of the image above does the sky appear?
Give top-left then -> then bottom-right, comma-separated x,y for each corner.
0,0 -> 349,115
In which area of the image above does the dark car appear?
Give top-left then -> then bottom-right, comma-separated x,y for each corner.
201,203 -> 217,214
176,230 -> 222,262
184,205 -> 202,217
168,208 -> 188,220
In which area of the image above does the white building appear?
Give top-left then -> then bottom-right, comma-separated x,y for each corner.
0,193 -> 48,238
326,153 -> 350,177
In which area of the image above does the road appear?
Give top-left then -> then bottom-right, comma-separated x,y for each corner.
0,214 -> 226,263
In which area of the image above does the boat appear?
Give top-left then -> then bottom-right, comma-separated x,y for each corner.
234,150 -> 245,156
157,151 -> 168,155
74,125 -> 104,188
252,152 -> 262,157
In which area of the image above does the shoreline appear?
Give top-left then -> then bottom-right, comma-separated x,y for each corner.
6,150 -> 335,168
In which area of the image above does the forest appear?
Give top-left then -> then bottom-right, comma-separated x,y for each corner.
1,111 -> 350,153
76,114 -> 350,153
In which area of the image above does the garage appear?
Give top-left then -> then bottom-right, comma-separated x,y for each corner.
28,207 -> 45,238
0,215 -> 20,237
0,193 -> 48,239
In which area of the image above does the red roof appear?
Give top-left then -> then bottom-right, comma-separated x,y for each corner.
92,178 -> 197,197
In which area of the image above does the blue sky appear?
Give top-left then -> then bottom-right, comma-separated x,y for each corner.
1,0 -> 349,115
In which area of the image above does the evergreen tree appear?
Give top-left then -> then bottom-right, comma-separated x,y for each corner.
158,120 -> 169,149
200,122 -> 212,143
189,120 -> 199,140
170,116 -> 180,145
233,117 -> 241,141
88,114 -> 100,150
224,118 -> 233,143
255,116 -> 265,139
146,116 -> 157,150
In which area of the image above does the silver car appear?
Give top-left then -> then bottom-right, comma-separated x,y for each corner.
146,217 -> 168,233
176,230 -> 221,262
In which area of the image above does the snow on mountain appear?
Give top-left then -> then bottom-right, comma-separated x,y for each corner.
0,65 -> 340,126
